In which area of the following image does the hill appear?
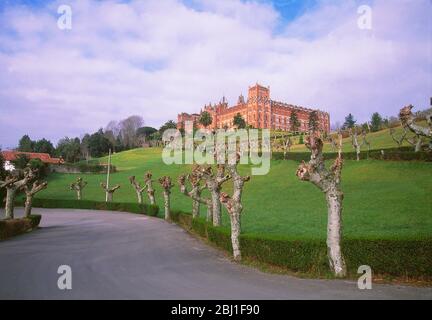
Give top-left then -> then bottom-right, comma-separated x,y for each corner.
37,147 -> 432,240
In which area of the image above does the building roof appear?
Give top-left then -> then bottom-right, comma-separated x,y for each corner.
1,151 -> 64,164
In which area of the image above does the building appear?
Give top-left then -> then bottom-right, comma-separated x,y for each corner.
1,151 -> 64,165
177,83 -> 330,132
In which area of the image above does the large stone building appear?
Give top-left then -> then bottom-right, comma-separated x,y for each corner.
177,83 -> 330,132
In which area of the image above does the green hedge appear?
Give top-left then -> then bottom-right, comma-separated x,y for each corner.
0,215 -> 42,240
25,198 -> 159,216
273,148 -> 432,162
171,211 -> 432,279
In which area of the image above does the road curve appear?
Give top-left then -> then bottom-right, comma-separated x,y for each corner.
0,208 -> 430,300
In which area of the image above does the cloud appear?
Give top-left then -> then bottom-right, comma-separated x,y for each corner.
0,0 -> 430,147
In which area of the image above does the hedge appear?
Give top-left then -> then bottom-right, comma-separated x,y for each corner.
0,215 -> 41,240
170,211 -> 432,279
22,198 -> 159,217
273,148 -> 432,162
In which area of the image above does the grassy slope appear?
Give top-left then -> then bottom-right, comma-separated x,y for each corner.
39,147 -> 432,240
284,124 -> 422,153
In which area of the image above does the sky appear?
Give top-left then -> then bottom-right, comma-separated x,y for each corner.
0,0 -> 430,148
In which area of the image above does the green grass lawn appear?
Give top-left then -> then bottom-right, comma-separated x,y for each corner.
286,124 -> 423,153
37,147 -> 432,240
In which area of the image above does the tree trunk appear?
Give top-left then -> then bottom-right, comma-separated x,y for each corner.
148,191 -> 155,205
229,211 -> 241,261
106,192 -> 113,202
191,188 -> 200,218
325,187 -> 346,277
24,195 -> 33,217
211,190 -> 221,226
415,137 -> 423,152
136,191 -> 143,204
77,189 -> 82,200
5,188 -> 16,219
163,191 -> 170,220
206,203 -> 213,222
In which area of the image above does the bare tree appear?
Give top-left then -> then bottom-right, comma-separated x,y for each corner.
144,171 -> 156,205
296,134 -> 347,277
361,129 -> 371,159
119,115 -> 144,148
195,164 -> 231,226
399,105 -> 432,149
349,127 -> 361,161
0,168 -> 36,219
219,153 -> 250,262
327,134 -> 338,152
100,182 -> 120,202
23,181 -> 48,217
389,127 -> 407,148
178,170 -> 212,219
70,177 -> 87,200
406,135 -> 424,152
159,176 -> 174,220
283,135 -> 292,159
129,176 -> 146,204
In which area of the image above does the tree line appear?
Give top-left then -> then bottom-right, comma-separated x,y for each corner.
14,116 -> 178,163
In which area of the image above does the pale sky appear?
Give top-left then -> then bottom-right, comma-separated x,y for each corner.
0,0 -> 431,148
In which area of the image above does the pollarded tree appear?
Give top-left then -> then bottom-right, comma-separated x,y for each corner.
389,127 -> 407,148
296,133 -> 347,277
399,105 -> 432,148
350,127 -> 361,161
70,177 -> 87,200
0,168 -> 36,219
129,176 -> 146,204
100,182 -> 120,202
144,171 -> 156,205
199,111 -> 213,128
219,152 -> 250,262
23,180 -> 48,217
195,164 -> 231,226
406,135 -> 424,152
178,170 -> 212,220
283,135 -> 292,159
158,176 -> 174,220
361,129 -> 371,158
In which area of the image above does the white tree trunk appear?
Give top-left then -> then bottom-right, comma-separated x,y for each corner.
229,211 -> 241,261
24,195 -> 33,217
325,187 -> 346,277
5,188 -> 16,219
163,191 -> 170,220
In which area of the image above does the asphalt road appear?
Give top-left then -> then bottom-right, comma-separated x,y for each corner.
0,208 -> 431,300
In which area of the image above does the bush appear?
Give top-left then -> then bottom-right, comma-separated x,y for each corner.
18,198 -> 159,216
170,211 -> 432,279
0,215 -> 41,240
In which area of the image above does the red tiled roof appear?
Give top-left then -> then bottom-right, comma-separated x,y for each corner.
1,151 -> 64,164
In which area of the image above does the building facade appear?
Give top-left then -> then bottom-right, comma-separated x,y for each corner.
177,83 -> 330,132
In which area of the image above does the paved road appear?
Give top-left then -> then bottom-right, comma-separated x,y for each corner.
0,208 -> 431,300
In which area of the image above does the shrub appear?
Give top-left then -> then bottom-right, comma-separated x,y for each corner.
170,211 -> 432,279
0,215 -> 41,240
18,198 -> 159,217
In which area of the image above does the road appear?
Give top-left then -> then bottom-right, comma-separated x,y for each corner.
0,208 -> 431,299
